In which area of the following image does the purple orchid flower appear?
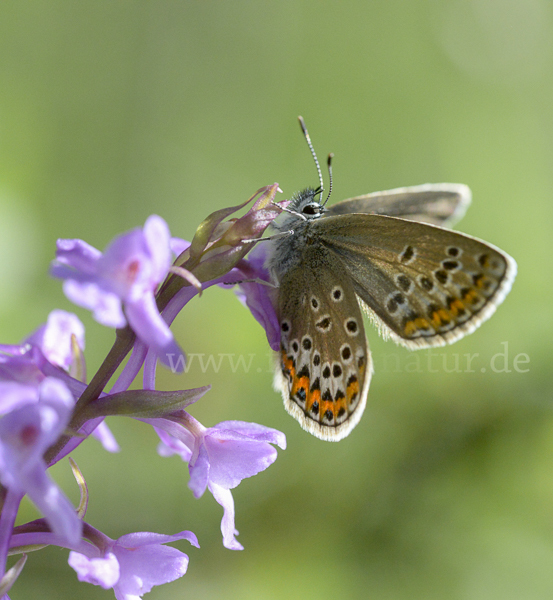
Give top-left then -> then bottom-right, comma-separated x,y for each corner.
0,184 -> 292,597
0,310 -> 85,385
152,414 -> 286,550
0,378 -> 82,545
0,311 -> 118,454
68,529 -> 199,599
25,310 -> 85,373
50,215 -> 184,371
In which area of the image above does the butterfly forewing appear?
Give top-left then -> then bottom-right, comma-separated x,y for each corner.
315,214 -> 516,348
326,183 -> 471,227
274,246 -> 373,441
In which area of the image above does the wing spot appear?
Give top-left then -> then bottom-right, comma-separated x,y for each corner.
310,377 -> 320,392
313,353 -> 321,366
302,336 -> 312,351
310,296 -> 319,311
396,274 -> 412,292
345,318 -> 359,336
478,254 -> 490,268
322,389 -> 332,402
316,316 -> 332,332
448,297 -> 467,318
434,269 -> 449,284
404,320 -> 418,337
400,245 -> 416,264
331,286 -> 343,302
447,246 -> 461,257
442,259 -> 460,271
463,288 -> 482,306
393,292 -> 405,305
427,303 -> 440,319
332,363 -> 343,378
341,344 -> 352,362
322,365 -> 331,379
419,276 -> 434,291
297,364 -> 310,379
473,273 -> 495,293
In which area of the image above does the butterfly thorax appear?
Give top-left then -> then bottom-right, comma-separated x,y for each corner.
266,188 -> 327,281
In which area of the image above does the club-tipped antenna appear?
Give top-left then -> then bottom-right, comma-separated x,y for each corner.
298,116 -> 324,201
322,153 -> 334,207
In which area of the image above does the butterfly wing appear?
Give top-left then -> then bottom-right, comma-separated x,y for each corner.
313,214 -> 517,348
325,183 -> 471,227
274,245 -> 373,441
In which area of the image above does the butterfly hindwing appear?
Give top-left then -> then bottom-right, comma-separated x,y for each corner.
314,214 -> 516,348
274,245 -> 373,441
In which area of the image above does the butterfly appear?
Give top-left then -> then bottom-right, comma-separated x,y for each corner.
264,117 -> 517,442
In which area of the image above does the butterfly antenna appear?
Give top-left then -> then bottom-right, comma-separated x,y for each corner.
322,153 -> 334,207
298,116 -> 324,202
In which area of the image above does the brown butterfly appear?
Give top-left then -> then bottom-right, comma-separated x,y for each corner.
265,118 -> 516,441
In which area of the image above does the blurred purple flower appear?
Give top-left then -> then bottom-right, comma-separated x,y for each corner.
50,215 -> 184,370
68,530 -> 199,599
0,378 -> 82,545
25,310 -> 85,373
0,310 -> 85,385
0,311 -> 118,454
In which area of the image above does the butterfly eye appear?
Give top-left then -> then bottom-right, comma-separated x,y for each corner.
302,203 -> 320,216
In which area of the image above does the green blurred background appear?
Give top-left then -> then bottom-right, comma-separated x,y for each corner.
1,1 -> 551,598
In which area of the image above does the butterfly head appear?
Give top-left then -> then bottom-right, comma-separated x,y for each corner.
288,187 -> 328,220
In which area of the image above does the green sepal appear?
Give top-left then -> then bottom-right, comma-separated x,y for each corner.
80,385 -> 211,420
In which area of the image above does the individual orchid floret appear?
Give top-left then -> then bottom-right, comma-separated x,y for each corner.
152,414 -> 286,550
0,310 -> 85,385
50,215 -> 184,370
25,310 -> 85,375
0,311 -> 118,454
68,529 -> 199,599
0,378 -> 82,545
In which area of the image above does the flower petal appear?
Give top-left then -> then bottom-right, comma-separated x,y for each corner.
209,482 -> 243,551
63,281 -> 126,328
125,296 -> 184,371
113,534 -> 195,597
26,310 -> 86,371
188,442 -> 209,499
212,421 -> 286,448
69,551 -> 120,589
54,239 -> 102,273
204,433 -> 278,490
143,216 -> 172,282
